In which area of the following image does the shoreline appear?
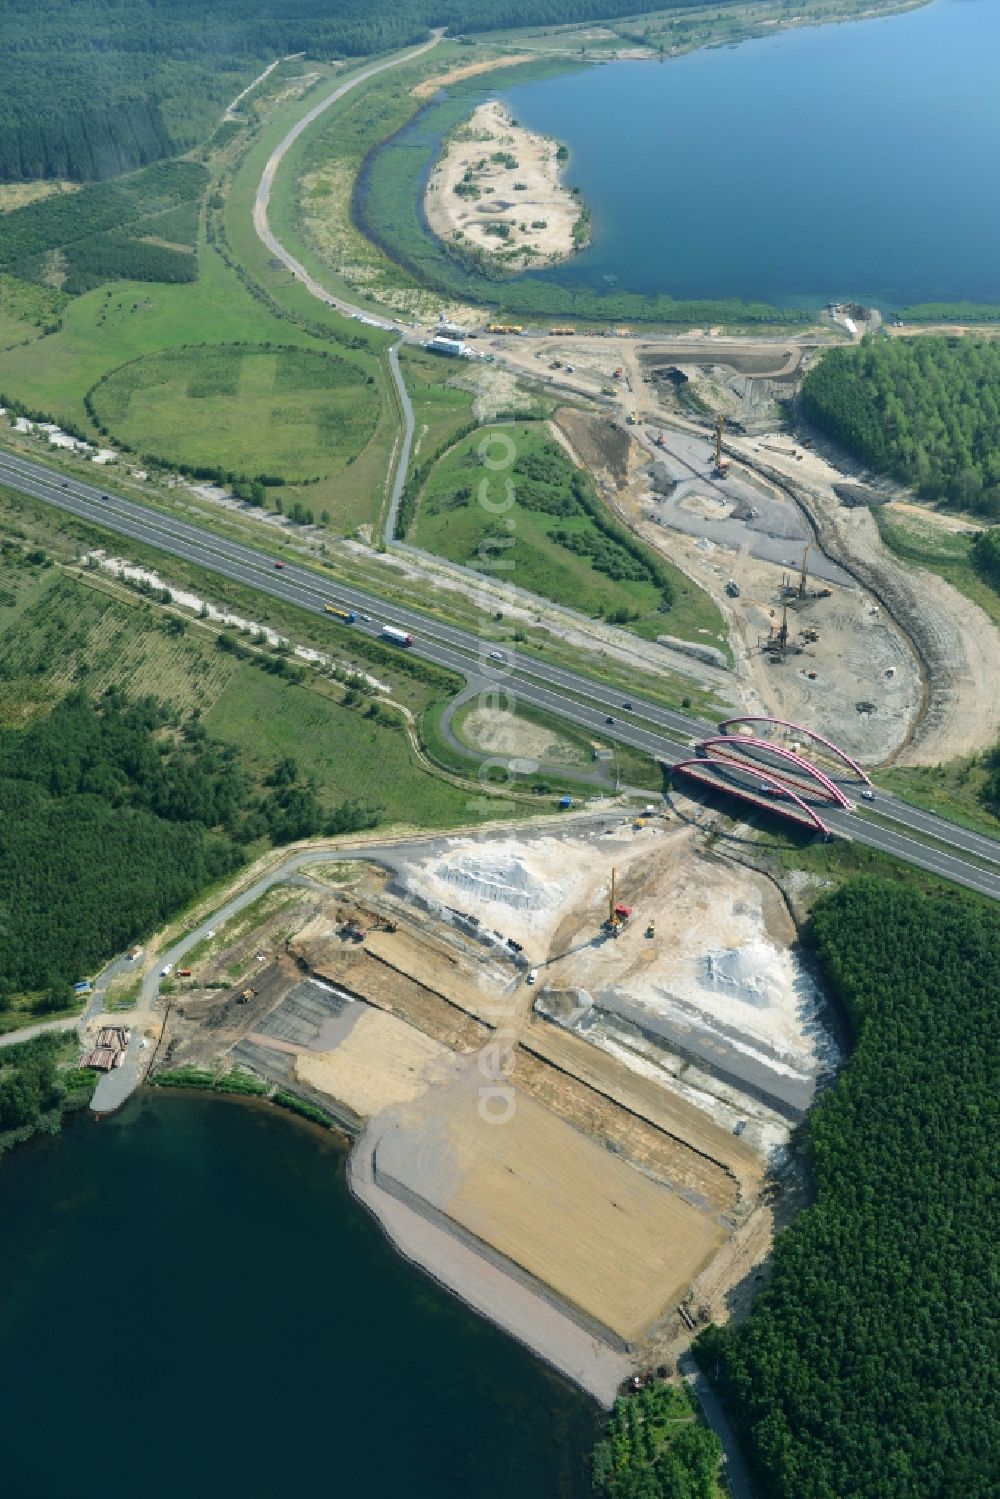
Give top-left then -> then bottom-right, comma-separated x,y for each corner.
347,1111 -> 632,1406
423,99 -> 588,275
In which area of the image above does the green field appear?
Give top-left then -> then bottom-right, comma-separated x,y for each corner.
0,242 -> 393,530
0,271 -> 67,350
410,421 -> 727,644
0,62 -> 400,534
0,528 -> 512,832
0,567 -> 246,727
203,669 -> 477,827
450,696 -> 662,790
88,344 -> 379,482
399,346 -> 478,458
874,506 -> 1000,628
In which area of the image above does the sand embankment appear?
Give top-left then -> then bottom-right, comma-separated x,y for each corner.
424,100 -> 586,272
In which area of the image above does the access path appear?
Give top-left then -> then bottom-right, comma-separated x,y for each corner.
252,33 -> 443,332
6,449 -> 1000,903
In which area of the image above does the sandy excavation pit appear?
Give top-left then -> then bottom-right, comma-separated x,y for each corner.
156,824 -> 838,1397
372,1075 -> 726,1345
535,840 -> 839,1123
400,827 -> 836,1118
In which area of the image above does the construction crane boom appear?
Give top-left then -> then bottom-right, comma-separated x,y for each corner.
798,544 -> 810,598
712,415 -> 730,478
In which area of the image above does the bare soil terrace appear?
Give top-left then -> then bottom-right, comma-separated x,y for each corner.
151,820 -> 826,1397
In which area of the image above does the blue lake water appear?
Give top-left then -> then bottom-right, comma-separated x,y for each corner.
0,1095 -> 597,1498
490,0 -> 999,308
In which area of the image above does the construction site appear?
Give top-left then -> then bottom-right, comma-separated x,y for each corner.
487,320 -> 1000,770
151,816 -> 839,1403
126,323 -> 1000,1409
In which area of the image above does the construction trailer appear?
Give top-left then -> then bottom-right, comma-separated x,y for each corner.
426,336 -> 467,357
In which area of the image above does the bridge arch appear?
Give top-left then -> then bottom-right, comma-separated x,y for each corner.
718,717 -> 872,786
699,736 -> 853,809
672,757 -> 833,837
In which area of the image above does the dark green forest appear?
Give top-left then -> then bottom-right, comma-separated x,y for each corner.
801,335 -> 1000,513
0,692 -> 376,997
0,159 -> 205,293
972,528 -> 1000,597
697,879 -> 999,1499
0,0 -> 747,182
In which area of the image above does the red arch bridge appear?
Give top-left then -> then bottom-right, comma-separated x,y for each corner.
670,717 -> 872,837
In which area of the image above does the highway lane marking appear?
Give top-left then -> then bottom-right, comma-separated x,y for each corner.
8,454 -> 1000,887
871,800 -> 1000,863
0,453 -> 711,734
837,814 -> 1000,891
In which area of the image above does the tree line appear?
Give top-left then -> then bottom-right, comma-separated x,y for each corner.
0,1033 -> 95,1154
696,877 -> 1000,1498
0,159 -> 206,262
801,334 -> 1000,515
0,690 -> 377,997
0,0 -> 749,182
0,101 -> 173,186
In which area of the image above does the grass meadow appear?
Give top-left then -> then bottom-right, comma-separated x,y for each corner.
411,421 -> 727,646
89,344 -> 379,481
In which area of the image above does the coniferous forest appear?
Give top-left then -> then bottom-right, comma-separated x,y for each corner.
697,878 -> 999,1499
801,335 -> 1000,514
0,0 -> 742,182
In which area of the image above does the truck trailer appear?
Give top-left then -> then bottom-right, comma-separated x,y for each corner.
381,625 -> 414,647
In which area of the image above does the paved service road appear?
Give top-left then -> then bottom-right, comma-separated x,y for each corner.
680,1355 -> 755,1499
252,34 -> 442,332
5,448 -> 1000,902
385,340 -> 417,539
0,1016 -> 78,1049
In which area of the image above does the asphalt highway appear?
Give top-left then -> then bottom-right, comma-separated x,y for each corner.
5,446 -> 1000,901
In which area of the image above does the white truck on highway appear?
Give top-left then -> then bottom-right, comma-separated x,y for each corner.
381,625 -> 414,646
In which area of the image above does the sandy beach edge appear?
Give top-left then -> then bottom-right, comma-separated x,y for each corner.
423,99 -> 589,274
347,1116 -> 633,1407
